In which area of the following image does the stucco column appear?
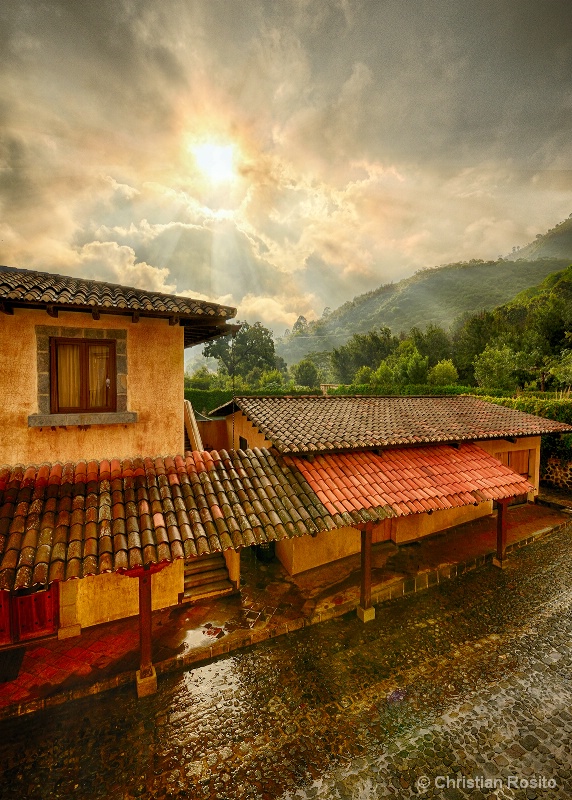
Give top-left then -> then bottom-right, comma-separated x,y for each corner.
136,567 -> 157,697
528,444 -> 540,500
58,580 -> 81,639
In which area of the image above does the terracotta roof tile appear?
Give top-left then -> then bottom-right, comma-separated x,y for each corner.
0,266 -> 237,346
216,395 -> 572,453
0,447 -> 368,591
288,443 -> 533,519
0,440 -> 536,592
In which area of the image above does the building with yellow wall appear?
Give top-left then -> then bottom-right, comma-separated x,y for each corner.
212,395 -> 564,575
0,266 -> 237,645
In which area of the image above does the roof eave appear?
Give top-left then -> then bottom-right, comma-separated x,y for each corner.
1,299 -> 239,348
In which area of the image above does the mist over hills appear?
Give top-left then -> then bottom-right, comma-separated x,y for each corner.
505,215 -> 572,262
276,215 -> 572,365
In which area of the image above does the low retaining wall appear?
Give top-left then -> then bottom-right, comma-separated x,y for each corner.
542,457 -> 572,491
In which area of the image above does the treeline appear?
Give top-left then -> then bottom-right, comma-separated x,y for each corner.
327,264 -> 572,392
186,321 -> 324,393
187,264 -> 572,397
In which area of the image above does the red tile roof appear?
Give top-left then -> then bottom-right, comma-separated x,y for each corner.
0,442 -> 535,593
288,443 -> 534,518
214,395 -> 572,453
0,266 -> 237,346
0,448 -> 391,592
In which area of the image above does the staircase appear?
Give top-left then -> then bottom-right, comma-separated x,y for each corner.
183,426 -> 192,454
182,553 -> 237,603
183,399 -> 203,454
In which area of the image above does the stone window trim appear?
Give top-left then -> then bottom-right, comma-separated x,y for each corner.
29,325 -> 133,429
28,411 -> 138,428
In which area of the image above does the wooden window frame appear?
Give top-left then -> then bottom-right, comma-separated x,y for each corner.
49,337 -> 117,414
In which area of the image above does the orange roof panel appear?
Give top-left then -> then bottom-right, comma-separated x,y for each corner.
289,443 -> 533,519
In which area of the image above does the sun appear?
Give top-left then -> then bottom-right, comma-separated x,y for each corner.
191,142 -> 236,184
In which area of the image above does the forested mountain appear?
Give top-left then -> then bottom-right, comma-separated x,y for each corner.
277,258 -> 570,364
319,262 -> 572,387
191,219 -> 572,394
276,216 -> 572,365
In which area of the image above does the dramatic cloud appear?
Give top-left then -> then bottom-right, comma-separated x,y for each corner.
1,0 -> 571,334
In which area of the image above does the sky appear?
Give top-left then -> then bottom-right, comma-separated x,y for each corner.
1,0 -> 571,334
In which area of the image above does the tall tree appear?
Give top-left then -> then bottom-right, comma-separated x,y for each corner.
293,359 -> 320,388
203,321 -> 277,379
451,311 -> 497,383
473,345 -> 520,390
410,324 -> 451,367
331,327 -> 398,383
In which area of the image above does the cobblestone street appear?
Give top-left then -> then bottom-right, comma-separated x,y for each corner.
1,522 -> 572,800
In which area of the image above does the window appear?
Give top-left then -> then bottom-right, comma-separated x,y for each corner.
239,436 -> 248,450
494,449 -> 530,477
50,338 -> 116,413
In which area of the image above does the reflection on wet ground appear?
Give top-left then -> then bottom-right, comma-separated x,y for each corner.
1,521 -> 572,798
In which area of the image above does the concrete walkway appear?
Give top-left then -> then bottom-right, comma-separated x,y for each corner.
0,493 -> 570,721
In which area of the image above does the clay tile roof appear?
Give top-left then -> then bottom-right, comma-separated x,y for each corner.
287,443 -> 534,518
0,265 -> 237,347
213,395 -> 572,453
0,448 -> 369,592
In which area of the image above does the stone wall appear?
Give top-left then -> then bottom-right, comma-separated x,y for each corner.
542,457 -> 572,491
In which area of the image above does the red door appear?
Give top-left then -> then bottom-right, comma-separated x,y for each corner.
0,587 -> 59,645
0,592 -> 11,646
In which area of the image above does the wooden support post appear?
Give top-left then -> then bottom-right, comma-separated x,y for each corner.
358,525 -> 375,622
493,498 -> 510,569
136,568 -> 157,697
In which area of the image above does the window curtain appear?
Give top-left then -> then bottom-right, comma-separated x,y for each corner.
88,345 -> 110,408
57,344 -> 81,408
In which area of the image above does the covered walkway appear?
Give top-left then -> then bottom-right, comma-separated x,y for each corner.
0,497 -> 570,720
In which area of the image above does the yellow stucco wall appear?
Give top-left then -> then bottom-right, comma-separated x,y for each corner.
75,560 -> 184,629
227,412 -> 270,451
276,527 -> 361,575
196,419 -> 229,451
478,435 -> 540,500
275,502 -> 493,575
0,307 -> 185,464
389,502 -> 492,544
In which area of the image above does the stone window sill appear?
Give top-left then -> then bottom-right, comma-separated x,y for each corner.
28,411 -> 138,428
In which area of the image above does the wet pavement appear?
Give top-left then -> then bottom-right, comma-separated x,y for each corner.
1,507 -> 572,797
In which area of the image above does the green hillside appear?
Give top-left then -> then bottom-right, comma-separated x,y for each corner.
505,216 -> 572,261
506,262 -> 572,308
277,257 -> 571,364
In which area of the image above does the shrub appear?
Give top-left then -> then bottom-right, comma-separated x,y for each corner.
428,359 -> 459,386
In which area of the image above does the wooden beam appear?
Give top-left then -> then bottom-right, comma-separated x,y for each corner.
360,528 -> 372,608
169,314 -> 180,326
358,525 -> 375,622
494,498 -> 510,567
131,310 -> 140,323
0,302 -> 14,315
138,569 -> 153,678
91,306 -> 101,321
46,304 -> 58,318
